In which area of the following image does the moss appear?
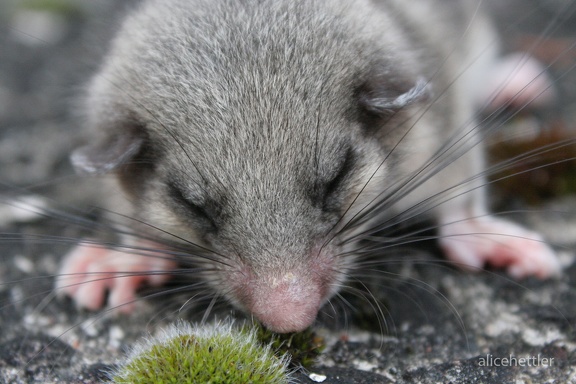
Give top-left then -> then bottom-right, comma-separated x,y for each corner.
112,320 -> 292,384
251,323 -> 325,369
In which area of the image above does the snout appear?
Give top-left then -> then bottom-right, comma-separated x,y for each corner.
249,273 -> 323,333
236,267 -> 332,333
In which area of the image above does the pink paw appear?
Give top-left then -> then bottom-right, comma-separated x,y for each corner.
439,216 -> 561,279
55,241 -> 177,312
479,53 -> 556,111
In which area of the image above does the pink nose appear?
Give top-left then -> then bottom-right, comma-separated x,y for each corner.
247,274 -> 323,333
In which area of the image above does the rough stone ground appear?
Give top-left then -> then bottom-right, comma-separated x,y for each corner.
0,1 -> 575,383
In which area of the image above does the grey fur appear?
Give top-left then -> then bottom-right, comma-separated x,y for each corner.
71,0 -> 540,332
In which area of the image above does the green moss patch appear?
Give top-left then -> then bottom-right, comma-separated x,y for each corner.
112,321 -> 292,384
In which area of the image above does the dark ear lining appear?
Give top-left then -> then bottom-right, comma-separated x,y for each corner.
71,128 -> 145,175
360,77 -> 431,116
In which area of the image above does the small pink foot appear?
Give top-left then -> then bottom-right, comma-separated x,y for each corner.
439,215 -> 561,279
55,241 -> 177,312
479,53 -> 556,111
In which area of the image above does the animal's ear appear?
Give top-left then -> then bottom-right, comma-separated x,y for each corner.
71,127 -> 146,175
359,76 -> 431,117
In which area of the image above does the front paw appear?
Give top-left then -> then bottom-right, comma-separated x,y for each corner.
439,216 -> 561,279
55,241 -> 177,312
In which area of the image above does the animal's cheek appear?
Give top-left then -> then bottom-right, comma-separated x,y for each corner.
140,199 -> 210,245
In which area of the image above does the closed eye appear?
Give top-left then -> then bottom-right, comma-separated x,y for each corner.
325,147 -> 355,199
314,147 -> 356,212
167,182 -> 217,231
